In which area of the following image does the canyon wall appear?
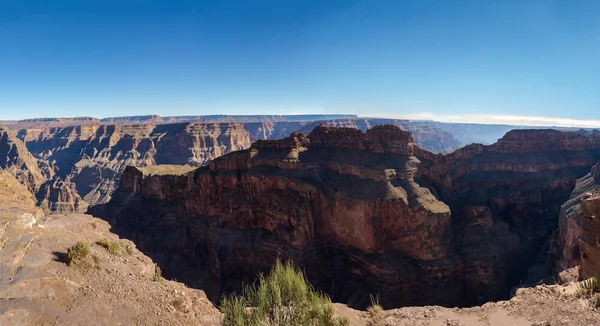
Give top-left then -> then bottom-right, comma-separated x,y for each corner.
579,192 -> 600,279
90,126 -> 600,309
1,124 -> 86,214
552,163 -> 599,272
92,125 -> 463,308
12,119 -> 463,207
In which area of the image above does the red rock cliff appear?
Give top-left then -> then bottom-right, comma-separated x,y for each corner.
93,125 -> 460,308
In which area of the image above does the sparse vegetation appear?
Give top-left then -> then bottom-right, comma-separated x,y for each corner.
92,254 -> 101,269
97,239 -> 121,255
91,222 -> 97,229
366,294 -> 385,326
125,244 -> 134,255
220,259 -> 349,326
578,275 -> 599,299
595,295 -> 600,309
153,263 -> 162,282
66,242 -> 89,266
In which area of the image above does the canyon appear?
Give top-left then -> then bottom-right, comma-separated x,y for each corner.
1,116 -> 466,210
90,124 -> 600,310
2,115 -> 600,323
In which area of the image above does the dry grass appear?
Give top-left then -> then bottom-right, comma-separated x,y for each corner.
92,254 -> 101,269
97,239 -> 121,255
366,294 -> 385,326
66,242 -> 89,266
153,264 -> 162,282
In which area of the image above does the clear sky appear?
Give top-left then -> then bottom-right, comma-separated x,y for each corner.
1,0 -> 599,126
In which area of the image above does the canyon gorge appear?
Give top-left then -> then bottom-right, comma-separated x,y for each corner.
88,123 -> 600,309
3,115 -> 600,313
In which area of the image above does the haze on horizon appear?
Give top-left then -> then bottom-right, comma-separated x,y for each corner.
1,0 -> 599,127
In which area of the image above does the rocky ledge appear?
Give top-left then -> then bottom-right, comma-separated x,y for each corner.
0,171 -> 220,325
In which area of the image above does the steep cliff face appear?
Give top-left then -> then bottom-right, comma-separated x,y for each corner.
93,125 -> 463,309
0,124 -> 48,192
1,125 -> 86,214
552,163 -> 599,272
416,129 -> 600,296
579,191 -> 600,279
92,126 -> 600,310
20,123 -> 253,205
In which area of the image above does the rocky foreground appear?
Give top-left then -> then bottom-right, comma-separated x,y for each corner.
0,172 -> 220,325
2,169 -> 600,325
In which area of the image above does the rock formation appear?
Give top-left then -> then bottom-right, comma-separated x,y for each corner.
552,162 -> 599,272
12,119 -> 463,208
415,129 -> 600,302
0,124 -> 48,192
298,118 -> 462,154
579,190 -> 600,279
91,125 -> 600,310
1,124 -> 87,214
0,171 -> 220,325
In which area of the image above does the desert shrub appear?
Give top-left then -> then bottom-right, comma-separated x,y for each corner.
153,263 -> 162,282
125,244 -> 134,255
366,294 -> 384,326
97,239 -> 120,255
66,242 -> 89,266
578,274 -> 599,297
92,254 -> 101,269
220,260 -> 349,326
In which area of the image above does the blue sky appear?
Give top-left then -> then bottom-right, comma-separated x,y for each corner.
1,0 -> 599,125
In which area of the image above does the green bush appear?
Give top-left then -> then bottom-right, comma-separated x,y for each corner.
66,242 -> 89,266
97,239 -> 120,255
220,260 -> 348,326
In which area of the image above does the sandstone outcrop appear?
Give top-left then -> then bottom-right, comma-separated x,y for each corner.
92,126 -> 600,310
579,190 -> 600,279
552,162 -> 599,272
0,172 -> 220,326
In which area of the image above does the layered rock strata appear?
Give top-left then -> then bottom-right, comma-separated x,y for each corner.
1,125 -> 86,214
579,192 -> 600,279
16,120 -> 462,207
92,126 -> 600,309
92,125 -> 461,308
552,163 -> 599,272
